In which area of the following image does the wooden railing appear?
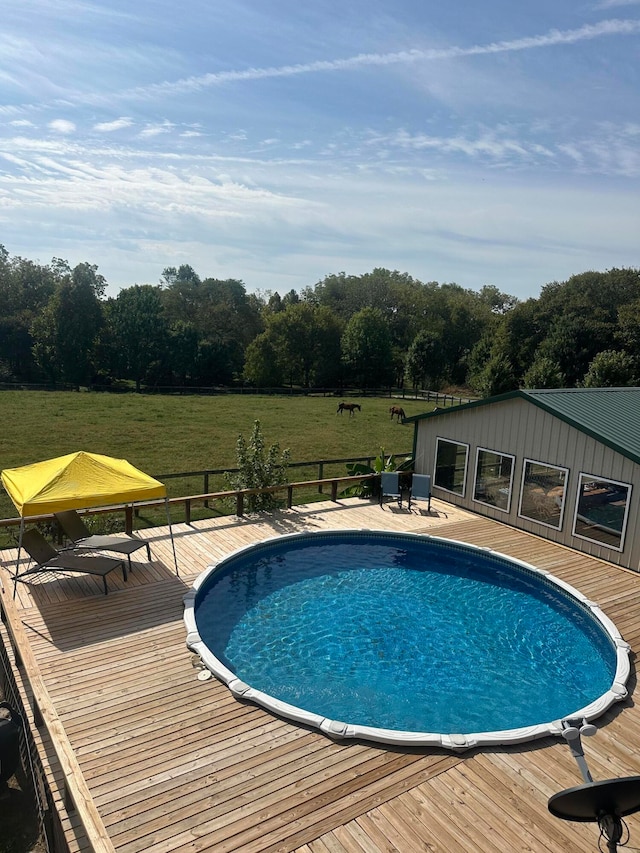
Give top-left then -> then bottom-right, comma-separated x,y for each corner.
166,472 -> 382,526
0,471 -> 388,534
0,453 -> 413,534
154,453 -> 412,500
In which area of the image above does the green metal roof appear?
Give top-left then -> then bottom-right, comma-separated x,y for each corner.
404,387 -> 640,466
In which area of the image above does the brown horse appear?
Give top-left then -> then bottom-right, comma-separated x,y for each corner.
389,405 -> 405,422
337,402 -> 361,417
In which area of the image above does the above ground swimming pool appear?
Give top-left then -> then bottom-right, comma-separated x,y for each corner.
183,530 -> 630,749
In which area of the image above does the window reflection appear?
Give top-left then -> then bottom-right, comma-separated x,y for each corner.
573,474 -> 631,551
519,460 -> 567,530
474,449 -> 514,511
434,439 -> 468,495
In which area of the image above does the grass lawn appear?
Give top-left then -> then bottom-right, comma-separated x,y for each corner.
0,391 -> 429,527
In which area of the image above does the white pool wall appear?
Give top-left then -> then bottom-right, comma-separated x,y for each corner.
183,529 -> 631,750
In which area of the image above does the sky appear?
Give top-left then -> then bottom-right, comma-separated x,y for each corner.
1,1 -> 639,301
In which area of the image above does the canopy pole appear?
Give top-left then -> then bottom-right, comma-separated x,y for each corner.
165,498 -> 179,575
13,517 -> 26,599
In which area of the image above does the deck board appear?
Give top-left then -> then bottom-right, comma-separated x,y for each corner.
3,497 -> 640,852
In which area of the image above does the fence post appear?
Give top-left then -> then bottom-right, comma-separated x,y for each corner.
204,473 -> 209,509
124,505 -> 133,534
185,499 -> 191,525
331,481 -> 338,501
318,462 -> 324,494
236,493 -> 244,517
287,486 -> 293,508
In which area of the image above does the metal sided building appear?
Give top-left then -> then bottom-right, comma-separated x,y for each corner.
405,387 -> 640,571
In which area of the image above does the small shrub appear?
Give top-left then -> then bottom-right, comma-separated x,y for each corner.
225,420 -> 290,512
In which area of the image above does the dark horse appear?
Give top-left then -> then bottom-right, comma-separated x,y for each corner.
337,402 -> 361,417
389,405 -> 405,422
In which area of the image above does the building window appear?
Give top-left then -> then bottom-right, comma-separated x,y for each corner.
518,460 -> 568,530
434,438 -> 469,496
473,448 -> 515,512
572,473 -> 632,551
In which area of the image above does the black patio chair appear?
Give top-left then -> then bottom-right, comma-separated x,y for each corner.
54,509 -> 151,573
17,528 -> 127,596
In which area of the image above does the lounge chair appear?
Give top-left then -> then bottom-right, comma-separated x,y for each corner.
379,471 -> 403,508
18,528 -> 127,595
54,510 -> 151,572
409,474 -> 432,512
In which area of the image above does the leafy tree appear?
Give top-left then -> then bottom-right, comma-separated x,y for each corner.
189,338 -> 233,387
478,284 -> 519,314
201,278 -> 263,381
531,269 -> 640,385
310,268 -> 427,349
538,269 -> 640,328
522,357 -> 564,389
105,285 -> 168,391
161,273 -> 262,383
265,291 -> 283,314
0,249 -> 61,380
535,316 -> 611,387
341,307 -> 393,388
169,321 -> 199,386
225,420 -> 290,511
481,299 -> 545,384
406,330 -> 447,389
29,303 -> 59,383
160,264 -> 201,289
438,291 -> 481,384
31,262 -> 105,388
266,303 -> 321,387
243,333 -> 284,387
582,350 -> 638,387
617,298 -> 640,357
471,354 -> 517,398
245,303 -> 342,388
310,306 -> 344,387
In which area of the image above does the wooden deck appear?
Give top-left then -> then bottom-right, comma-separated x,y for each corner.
2,496 -> 640,853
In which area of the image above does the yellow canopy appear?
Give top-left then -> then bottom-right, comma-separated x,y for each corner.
2,451 -> 167,517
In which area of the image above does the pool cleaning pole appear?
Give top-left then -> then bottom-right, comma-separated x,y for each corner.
562,720 -> 626,852
561,718 -> 597,783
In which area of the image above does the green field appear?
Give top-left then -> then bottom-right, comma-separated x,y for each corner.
0,391 -> 428,526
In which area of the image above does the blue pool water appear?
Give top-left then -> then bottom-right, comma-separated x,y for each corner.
194,532 -> 619,734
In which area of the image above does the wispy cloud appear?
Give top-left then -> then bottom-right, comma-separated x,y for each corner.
138,121 -> 174,138
368,124 -> 640,177
595,0 -> 640,8
48,119 -> 76,134
93,117 -> 134,132
0,148 -> 307,220
120,19 -> 640,101
1,6 -> 639,298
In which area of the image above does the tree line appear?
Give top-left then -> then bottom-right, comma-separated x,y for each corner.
1,244 -> 639,395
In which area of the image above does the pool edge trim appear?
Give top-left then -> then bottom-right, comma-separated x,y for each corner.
183,528 -> 631,751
